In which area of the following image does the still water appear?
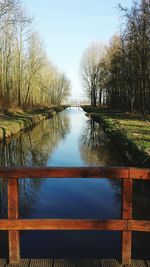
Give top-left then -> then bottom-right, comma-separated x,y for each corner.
0,108 -> 150,259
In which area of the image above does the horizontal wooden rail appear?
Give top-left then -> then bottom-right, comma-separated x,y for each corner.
0,167 -> 150,180
0,219 -> 126,231
0,167 -> 150,179
0,167 -> 129,178
0,167 -> 150,266
0,219 -> 149,231
128,220 -> 150,231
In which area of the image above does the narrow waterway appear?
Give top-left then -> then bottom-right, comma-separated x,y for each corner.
0,108 -> 149,259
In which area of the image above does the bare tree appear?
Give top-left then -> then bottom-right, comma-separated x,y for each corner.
80,43 -> 105,106
0,0 -> 71,112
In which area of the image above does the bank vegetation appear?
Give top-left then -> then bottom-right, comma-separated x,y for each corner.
82,106 -> 150,167
0,106 -> 67,142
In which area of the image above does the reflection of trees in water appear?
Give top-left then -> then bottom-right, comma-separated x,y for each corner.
0,113 -> 70,167
133,181 -> 150,220
79,118 -> 123,166
109,178 -> 150,221
80,118 -> 150,220
81,117 -> 150,220
79,117 -> 123,213
0,113 -> 71,217
109,179 -> 122,213
80,117 -> 150,256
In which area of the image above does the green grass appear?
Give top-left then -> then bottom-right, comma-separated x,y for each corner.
0,106 -> 67,141
102,113 -> 150,153
82,106 -> 150,166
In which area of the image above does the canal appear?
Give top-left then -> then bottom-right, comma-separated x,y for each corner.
0,108 -> 150,259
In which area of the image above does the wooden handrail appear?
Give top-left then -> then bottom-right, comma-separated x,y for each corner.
0,166 -> 149,179
0,167 -> 150,265
0,219 -> 149,231
0,219 -> 127,230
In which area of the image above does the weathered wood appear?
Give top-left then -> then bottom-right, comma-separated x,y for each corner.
146,261 -> 150,267
128,220 -> 150,232
129,168 -> 150,180
8,178 -> 20,264
5,259 -> 30,267
122,231 -> 132,266
0,259 -> 7,267
54,259 -> 76,267
122,179 -> 132,266
0,218 -> 144,232
0,258 -> 149,267
0,166 -> 149,179
0,167 -> 129,179
77,259 -> 100,267
130,260 -> 147,266
30,259 -> 53,267
0,167 -> 149,264
100,259 -> 121,266
0,219 -> 127,230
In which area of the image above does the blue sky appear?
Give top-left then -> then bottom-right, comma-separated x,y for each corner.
23,0 -> 134,100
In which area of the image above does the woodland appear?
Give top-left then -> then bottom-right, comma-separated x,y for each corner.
0,0 -> 71,113
81,0 -> 150,115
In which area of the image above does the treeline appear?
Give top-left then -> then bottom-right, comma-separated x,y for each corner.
0,0 -> 71,113
81,0 -> 150,115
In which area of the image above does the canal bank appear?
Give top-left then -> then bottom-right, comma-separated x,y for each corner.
82,106 -> 150,167
0,106 -> 67,142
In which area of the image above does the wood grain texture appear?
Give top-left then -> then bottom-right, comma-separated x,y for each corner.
0,167 -> 129,179
0,219 -> 126,230
130,260 -> 147,266
30,259 -> 53,267
8,178 -> 20,264
100,259 -> 121,266
0,259 -> 7,267
2,218 -> 149,232
128,220 -> 150,232
146,261 -> 150,267
130,168 -> 150,180
122,179 -> 132,266
0,258 -> 149,267
0,167 -> 149,179
77,259 -> 100,267
5,259 -> 30,267
54,259 -> 76,267
0,166 -> 149,265
122,231 -> 132,266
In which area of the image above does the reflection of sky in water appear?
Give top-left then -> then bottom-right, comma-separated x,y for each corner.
31,178 -> 120,220
18,108 -> 123,258
47,108 -> 88,166
1,108 -> 149,259
47,108 -> 123,167
21,108 -> 122,226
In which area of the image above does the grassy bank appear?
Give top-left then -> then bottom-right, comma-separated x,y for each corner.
0,106 -> 67,142
82,106 -> 150,167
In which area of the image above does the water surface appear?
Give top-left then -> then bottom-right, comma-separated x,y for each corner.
0,108 -> 149,259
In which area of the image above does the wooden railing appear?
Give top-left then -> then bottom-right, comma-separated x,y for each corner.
0,167 -> 150,266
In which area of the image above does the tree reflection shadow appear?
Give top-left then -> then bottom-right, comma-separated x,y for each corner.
0,113 -> 71,217
79,116 -> 150,257
79,117 -> 123,166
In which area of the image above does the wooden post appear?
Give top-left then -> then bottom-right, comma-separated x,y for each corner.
8,178 -> 20,264
122,179 -> 132,266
